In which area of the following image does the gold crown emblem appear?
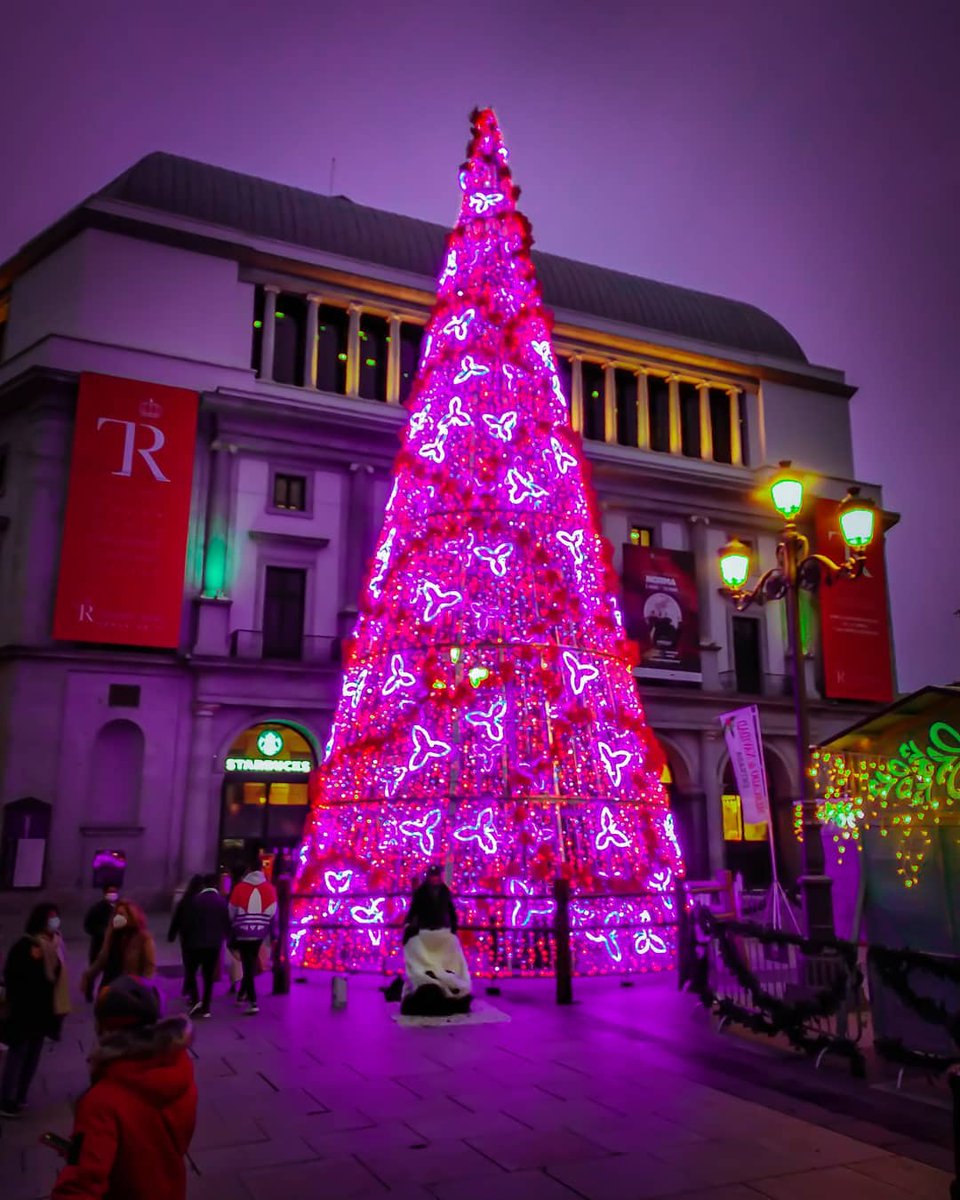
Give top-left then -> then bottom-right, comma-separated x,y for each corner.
139,396 -> 163,420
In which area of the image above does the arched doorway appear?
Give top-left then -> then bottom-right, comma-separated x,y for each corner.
720,743 -> 798,892
218,723 -> 316,879
658,738 -> 709,879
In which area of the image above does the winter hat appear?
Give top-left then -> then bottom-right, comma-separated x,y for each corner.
95,975 -> 162,1031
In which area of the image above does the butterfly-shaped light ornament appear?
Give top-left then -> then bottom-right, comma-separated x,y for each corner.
382,653 -> 416,697
482,411 -> 517,443
407,725 -> 453,774
399,809 -> 442,856
550,436 -> 578,477
453,806 -> 499,855
556,528 -> 586,566
419,429 -> 448,464
502,363 -> 516,385
443,309 -> 475,342
454,355 -> 490,384
562,651 -> 599,697
343,667 -> 369,711
323,869 -> 353,895
596,806 -> 631,852
439,248 -> 457,286
468,191 -> 504,215
584,910 -> 624,963
384,766 -> 408,799
465,697 -> 506,743
350,898 -> 385,947
506,467 -> 547,505
473,543 -> 513,578
551,376 -> 567,410
598,742 -> 633,788
531,339 -> 555,371
408,410 -> 431,437
368,527 -> 396,599
507,879 -> 555,928
421,581 -> 462,622
439,395 -> 472,430
634,910 -> 669,956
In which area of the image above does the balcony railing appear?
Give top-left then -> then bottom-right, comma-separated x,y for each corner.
718,670 -> 793,698
229,630 -> 339,664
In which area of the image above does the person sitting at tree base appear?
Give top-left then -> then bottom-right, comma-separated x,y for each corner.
400,865 -> 471,1016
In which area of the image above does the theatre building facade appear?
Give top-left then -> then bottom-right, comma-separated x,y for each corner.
0,153 -> 896,905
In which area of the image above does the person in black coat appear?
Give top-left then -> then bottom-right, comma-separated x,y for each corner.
82,884 -> 120,1002
1,903 -> 67,1117
181,874 -> 232,1017
167,874 -> 202,1000
403,864 -> 458,944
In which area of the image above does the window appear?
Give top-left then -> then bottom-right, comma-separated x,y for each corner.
399,322 -> 424,404
262,567 -> 306,660
316,305 -> 349,395
648,376 -> 670,452
738,393 -> 750,465
0,445 -> 7,496
710,388 -> 733,464
679,383 -> 701,458
615,369 -> 638,447
581,361 -> 606,441
273,294 -> 307,386
556,355 -> 573,419
732,615 -> 762,695
251,287 -> 265,373
629,525 -> 653,547
108,684 -> 141,708
358,313 -> 389,402
272,473 -> 307,512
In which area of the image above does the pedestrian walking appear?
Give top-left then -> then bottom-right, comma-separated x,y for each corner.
182,874 -> 231,1017
228,854 -> 277,1016
82,884 -> 120,1002
0,902 -> 72,1117
50,975 -> 197,1200
167,875 -> 202,1001
82,901 -> 156,995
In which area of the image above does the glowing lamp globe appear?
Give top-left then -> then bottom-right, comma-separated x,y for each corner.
838,487 -> 876,549
770,462 -> 804,521
718,539 -> 751,591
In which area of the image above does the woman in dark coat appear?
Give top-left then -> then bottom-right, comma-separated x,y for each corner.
167,875 -> 202,999
1,901 -> 71,1117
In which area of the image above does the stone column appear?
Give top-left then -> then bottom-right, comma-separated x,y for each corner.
304,294 -> 321,390
698,383 -> 714,461
338,462 -> 374,638
637,371 -> 650,450
387,315 -> 402,404
728,389 -> 744,466
570,356 -> 584,434
259,286 -> 280,382
667,375 -> 682,454
346,305 -> 362,398
700,727 -> 726,875
181,703 -> 220,877
688,515 -> 720,692
603,363 -> 617,444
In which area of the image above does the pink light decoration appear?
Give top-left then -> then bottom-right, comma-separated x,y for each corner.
292,108 -> 683,978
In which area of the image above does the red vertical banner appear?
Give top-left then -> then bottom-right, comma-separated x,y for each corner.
53,373 -> 199,648
815,498 -> 894,702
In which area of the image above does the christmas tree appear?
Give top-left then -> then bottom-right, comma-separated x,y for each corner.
292,109 -> 683,977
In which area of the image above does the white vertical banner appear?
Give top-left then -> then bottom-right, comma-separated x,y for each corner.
719,705 -> 770,825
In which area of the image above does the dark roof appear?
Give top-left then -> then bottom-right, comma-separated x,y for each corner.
97,152 -> 805,362
817,685 -> 960,753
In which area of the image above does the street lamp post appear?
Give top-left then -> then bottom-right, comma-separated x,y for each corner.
717,463 -> 877,941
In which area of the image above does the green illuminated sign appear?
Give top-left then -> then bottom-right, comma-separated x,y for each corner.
257,729 -> 284,757
225,757 -> 310,774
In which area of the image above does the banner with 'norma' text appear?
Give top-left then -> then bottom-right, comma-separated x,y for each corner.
53,373 -> 198,648
719,704 -> 770,825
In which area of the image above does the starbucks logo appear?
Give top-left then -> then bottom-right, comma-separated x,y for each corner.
257,729 -> 284,758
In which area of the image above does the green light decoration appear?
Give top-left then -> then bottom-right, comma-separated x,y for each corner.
202,535 -> 228,598
253,319 -> 263,329
810,720 -> 960,887
838,487 -> 876,549
718,538 -> 751,591
770,463 -> 804,521
365,358 -> 377,367
257,729 -> 284,758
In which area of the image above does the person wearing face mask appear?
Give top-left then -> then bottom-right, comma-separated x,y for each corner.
1,902 -> 72,1117
82,885 -> 120,1002
82,901 -> 156,996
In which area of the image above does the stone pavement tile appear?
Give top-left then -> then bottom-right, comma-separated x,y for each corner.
355,1135 -> 507,1188
848,1153 -> 953,1198
883,1137 -> 955,1173
562,1109 -> 706,1154
650,1134 -> 889,1178
301,1118 -> 432,1156
324,1079 -> 437,1119
749,1165 -> 915,1200
253,1104 -> 378,1138
548,1151 -> 702,1199
241,1155 -> 387,1200
661,1189 -> 766,1200
430,1167 -> 586,1200
465,1127 -> 612,1172
190,1131 -> 319,1177
404,1107 -> 529,1141
190,1111 -> 269,1151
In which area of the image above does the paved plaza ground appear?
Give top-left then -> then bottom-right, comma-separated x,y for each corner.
1,952 -> 955,1200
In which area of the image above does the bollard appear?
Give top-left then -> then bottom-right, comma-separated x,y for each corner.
949,1064 -> 960,1200
332,975 -> 348,1009
553,875 -> 573,1005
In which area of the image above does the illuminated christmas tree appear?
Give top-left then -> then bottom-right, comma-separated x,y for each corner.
292,109 -> 683,976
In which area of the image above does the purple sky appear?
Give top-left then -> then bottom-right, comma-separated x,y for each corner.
3,0 -> 958,691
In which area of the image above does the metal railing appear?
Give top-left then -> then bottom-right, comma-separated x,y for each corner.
718,670 -> 792,698
229,630 -> 340,664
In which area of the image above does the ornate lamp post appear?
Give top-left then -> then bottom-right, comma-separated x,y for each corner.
717,462 -> 877,940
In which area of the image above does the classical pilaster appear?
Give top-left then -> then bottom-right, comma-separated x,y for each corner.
346,305 -> 362,398
603,363 -> 616,444
698,383 -> 714,461
304,294 -> 321,390
699,727 -> 726,875
667,375 -> 681,454
181,703 -> 220,877
636,371 -> 650,450
338,462 -> 374,638
387,315 -> 402,404
688,514 -> 720,692
728,389 -> 744,466
259,285 -> 280,382
570,356 -> 584,434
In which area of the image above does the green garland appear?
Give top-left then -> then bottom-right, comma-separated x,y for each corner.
688,907 -> 864,1072
867,944 -> 960,1068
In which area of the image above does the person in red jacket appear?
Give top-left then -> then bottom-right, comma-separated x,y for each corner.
51,975 -> 197,1200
